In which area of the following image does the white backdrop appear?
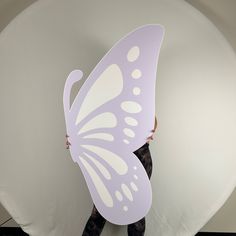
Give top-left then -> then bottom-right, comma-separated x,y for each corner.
0,0 -> 236,235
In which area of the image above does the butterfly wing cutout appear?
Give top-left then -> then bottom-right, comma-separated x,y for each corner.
63,25 -> 164,225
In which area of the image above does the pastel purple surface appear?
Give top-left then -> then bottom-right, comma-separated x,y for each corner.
63,25 -> 164,225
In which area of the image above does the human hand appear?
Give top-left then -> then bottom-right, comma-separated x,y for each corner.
146,129 -> 156,142
146,116 -> 157,143
65,134 -> 71,149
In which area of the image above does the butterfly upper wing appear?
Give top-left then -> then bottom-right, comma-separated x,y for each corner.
63,25 -> 164,224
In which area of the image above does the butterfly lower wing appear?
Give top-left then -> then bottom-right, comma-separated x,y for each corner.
78,145 -> 152,225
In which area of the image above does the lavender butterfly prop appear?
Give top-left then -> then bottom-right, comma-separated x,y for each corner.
63,25 -> 164,225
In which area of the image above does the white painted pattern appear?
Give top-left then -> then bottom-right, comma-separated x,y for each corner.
82,145 -> 128,175
121,183 -> 133,201
134,174 -> 138,180
121,101 -> 142,113
123,139 -> 130,144
75,64 -> 123,125
123,206 -> 128,211
115,191 -> 123,201
79,156 -> 113,207
124,117 -> 138,126
83,133 -> 114,141
78,112 -> 117,135
133,87 -> 141,95
83,152 -> 111,180
123,128 -> 135,138
131,69 -> 142,79
127,46 -> 140,62
130,182 -> 138,192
